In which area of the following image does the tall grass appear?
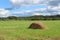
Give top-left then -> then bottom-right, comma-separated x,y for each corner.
0,20 -> 60,40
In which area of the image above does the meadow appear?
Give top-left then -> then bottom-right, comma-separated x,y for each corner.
0,20 -> 60,40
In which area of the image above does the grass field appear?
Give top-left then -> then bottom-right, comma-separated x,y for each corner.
0,20 -> 60,40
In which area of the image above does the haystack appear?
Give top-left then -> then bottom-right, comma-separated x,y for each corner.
29,21 -> 48,29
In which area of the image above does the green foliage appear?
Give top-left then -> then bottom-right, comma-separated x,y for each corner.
0,15 -> 60,20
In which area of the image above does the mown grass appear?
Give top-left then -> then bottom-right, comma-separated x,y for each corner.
0,20 -> 60,40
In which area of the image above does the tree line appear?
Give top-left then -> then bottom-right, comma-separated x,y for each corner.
0,15 -> 60,20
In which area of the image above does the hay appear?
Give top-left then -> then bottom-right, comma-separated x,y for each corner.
29,21 -> 48,29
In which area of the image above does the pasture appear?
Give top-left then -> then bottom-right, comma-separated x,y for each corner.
0,20 -> 60,40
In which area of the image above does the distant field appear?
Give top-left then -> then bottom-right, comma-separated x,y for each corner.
0,20 -> 60,40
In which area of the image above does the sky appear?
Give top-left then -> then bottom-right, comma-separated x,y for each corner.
0,0 -> 60,17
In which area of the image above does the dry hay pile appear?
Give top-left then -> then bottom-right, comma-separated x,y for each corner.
29,21 -> 48,29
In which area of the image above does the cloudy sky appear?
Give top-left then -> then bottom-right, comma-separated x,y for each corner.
0,0 -> 60,17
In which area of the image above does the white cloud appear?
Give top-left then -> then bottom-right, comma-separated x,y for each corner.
48,6 -> 60,11
13,11 -> 24,14
34,8 -> 46,12
9,0 -> 60,16
10,0 -> 25,8
32,12 -> 40,15
0,9 -> 10,17
58,12 -> 60,15
46,0 -> 60,14
47,5 -> 60,15
26,0 -> 40,5
10,0 -> 48,8
24,10 -> 33,13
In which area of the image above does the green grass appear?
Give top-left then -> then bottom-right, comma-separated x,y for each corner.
0,20 -> 60,40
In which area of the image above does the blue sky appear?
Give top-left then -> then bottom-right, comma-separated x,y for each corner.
0,0 -> 11,8
0,0 -> 45,11
0,0 -> 47,17
0,0 -> 60,17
